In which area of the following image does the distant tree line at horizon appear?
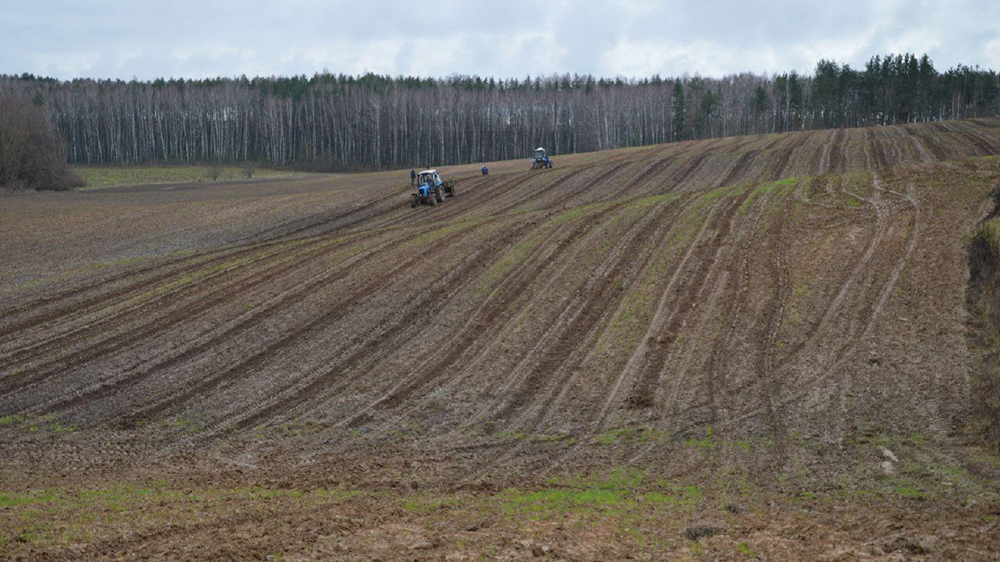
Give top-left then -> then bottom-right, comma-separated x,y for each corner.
1,53 -> 998,171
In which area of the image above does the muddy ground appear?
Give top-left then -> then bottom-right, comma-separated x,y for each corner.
2,120 -> 1000,560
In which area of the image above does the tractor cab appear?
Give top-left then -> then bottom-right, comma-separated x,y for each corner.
416,170 -> 441,195
531,147 -> 552,169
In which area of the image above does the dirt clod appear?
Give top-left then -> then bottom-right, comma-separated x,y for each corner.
883,536 -> 929,555
684,525 -> 724,541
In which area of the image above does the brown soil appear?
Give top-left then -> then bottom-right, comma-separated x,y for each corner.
3,119 -> 1000,561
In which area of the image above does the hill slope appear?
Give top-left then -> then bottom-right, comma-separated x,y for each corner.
2,119 -> 1000,560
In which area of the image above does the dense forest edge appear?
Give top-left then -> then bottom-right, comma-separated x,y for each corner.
1,52 -> 998,178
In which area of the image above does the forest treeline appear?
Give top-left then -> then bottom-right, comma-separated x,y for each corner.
1,53 -> 998,170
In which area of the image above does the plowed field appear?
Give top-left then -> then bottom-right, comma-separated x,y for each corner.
3,120 -> 1000,561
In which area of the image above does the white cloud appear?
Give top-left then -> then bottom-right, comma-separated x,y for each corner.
1,0 -> 998,80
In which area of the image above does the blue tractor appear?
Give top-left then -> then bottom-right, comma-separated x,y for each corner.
411,169 -> 456,207
531,147 -> 553,169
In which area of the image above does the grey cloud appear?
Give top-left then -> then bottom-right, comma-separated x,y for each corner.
2,0 -> 998,80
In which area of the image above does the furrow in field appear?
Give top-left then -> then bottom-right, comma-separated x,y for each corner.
352,199 -> 665,442
505,197 -> 692,432
0,230 -> 370,375
118,217 -> 505,427
343,201 -> 633,424
624,186 -> 752,409
212,218 -> 540,434
0,185 -> 407,341
21,220 -> 461,420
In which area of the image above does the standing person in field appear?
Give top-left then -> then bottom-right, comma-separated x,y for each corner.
482,165 -> 488,176
410,169 -> 416,186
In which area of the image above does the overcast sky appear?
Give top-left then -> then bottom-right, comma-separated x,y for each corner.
4,0 -> 999,81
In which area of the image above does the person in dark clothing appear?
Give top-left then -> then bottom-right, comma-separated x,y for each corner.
481,165 -> 488,175
410,169 -> 416,186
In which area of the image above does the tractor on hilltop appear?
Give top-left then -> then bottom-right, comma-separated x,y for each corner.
411,169 -> 456,207
531,147 -> 553,170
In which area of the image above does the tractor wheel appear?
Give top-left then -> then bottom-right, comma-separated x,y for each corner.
435,188 -> 444,203
429,194 -> 436,206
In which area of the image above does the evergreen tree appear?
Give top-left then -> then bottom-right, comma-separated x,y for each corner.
672,80 -> 688,141
751,85 -> 769,133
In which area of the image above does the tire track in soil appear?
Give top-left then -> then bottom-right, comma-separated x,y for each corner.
910,128 -> 952,162
815,129 -> 835,176
767,136 -> 797,181
0,229 -> 371,375
210,218 -> 541,435
696,193 -> 768,431
456,168 -> 567,214
551,162 -> 635,207
0,210 -> 448,390
819,128 -> 848,176
527,198 -> 708,431
624,186 -> 753,410
610,141 -> 705,197
793,130 -> 824,176
457,202 -> 665,429
958,130 -> 1000,156
350,197 -> 677,442
888,125 -> 925,167
458,198 -> 695,476
0,246 -> 268,344
506,196 -> 694,432
0,249 -> 225,323
619,214 -> 769,466
489,165 -> 606,216
968,118 -> 1000,129
714,177 -> 921,435
648,191 -> 763,430
753,208 -> 793,460
900,126 -> 936,163
120,216 -> 510,428
866,128 -> 891,170
684,168 -> 914,438
339,199 -> 636,426
0,187 -> 406,344
616,133 -> 919,457
30,219 -> 477,422
714,150 -> 760,189
17,230 -> 421,417
664,138 -> 727,190
765,164 -> 890,376
537,188 -> 742,480
237,185 -> 406,242
591,194 -> 724,424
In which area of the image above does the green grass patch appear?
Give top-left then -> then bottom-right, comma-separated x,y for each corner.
500,468 -> 706,521
685,427 -> 717,451
594,426 -> 669,445
1,414 -> 77,434
404,494 -> 464,514
0,415 -> 24,426
975,218 -> 1000,257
